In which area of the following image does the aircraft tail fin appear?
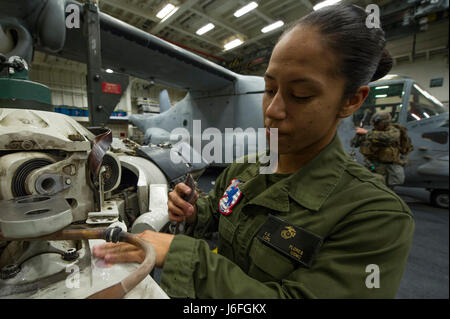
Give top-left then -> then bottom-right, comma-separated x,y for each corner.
159,89 -> 171,113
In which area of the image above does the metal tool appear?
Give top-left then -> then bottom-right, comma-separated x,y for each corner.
170,174 -> 196,235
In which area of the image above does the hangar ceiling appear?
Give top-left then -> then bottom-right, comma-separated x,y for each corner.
37,0 -> 449,76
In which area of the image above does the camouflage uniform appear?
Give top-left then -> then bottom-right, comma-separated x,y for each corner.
357,112 -> 406,187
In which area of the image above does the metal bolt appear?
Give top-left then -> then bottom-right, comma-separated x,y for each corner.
97,105 -> 103,110
63,164 -> 77,176
63,248 -> 79,261
65,178 -> 72,185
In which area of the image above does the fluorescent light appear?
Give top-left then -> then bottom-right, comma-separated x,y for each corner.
261,20 -> 284,33
375,86 -> 389,90
157,3 -> 175,19
382,74 -> 398,80
161,6 -> 179,22
196,23 -> 215,35
411,113 -> 421,121
413,84 -> 444,107
234,2 -> 258,18
375,94 -> 387,98
313,0 -> 342,11
423,112 -> 430,118
224,39 -> 243,51
106,69 -> 114,73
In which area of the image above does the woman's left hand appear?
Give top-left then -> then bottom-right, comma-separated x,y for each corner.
92,230 -> 175,268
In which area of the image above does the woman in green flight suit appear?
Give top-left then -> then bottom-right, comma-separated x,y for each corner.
93,4 -> 414,298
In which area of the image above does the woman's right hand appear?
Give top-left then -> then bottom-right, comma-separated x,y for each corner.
168,183 -> 198,224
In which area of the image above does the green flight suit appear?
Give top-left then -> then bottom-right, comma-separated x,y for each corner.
159,135 -> 414,298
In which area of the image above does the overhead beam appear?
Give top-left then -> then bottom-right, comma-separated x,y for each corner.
217,21 -> 291,56
269,1 -> 300,14
189,7 -> 248,39
100,0 -> 274,55
101,0 -> 225,52
217,1 -> 315,56
238,0 -> 274,24
100,0 -> 159,22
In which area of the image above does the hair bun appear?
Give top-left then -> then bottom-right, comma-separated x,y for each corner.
371,48 -> 393,82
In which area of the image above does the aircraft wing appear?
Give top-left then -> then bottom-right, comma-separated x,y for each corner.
1,0 -> 237,92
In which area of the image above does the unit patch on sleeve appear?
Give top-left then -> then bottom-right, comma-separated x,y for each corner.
256,214 -> 323,268
219,179 -> 243,216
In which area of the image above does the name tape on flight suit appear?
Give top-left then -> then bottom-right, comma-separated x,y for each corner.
256,214 -> 323,268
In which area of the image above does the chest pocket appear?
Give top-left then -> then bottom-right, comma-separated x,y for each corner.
218,215 -> 236,259
248,237 -> 296,282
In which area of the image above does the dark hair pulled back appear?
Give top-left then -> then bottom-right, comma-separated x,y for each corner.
282,4 -> 393,97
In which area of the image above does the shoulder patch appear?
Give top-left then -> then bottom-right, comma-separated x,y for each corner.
219,179 -> 243,216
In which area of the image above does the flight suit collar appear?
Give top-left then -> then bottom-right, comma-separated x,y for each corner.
234,135 -> 347,213
286,135 -> 347,211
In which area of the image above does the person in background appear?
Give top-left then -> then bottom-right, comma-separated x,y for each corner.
355,111 -> 413,188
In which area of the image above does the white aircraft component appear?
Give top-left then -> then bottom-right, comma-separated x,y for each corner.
0,109 -> 177,298
1,239 -> 168,299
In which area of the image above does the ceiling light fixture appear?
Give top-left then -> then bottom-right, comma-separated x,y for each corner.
313,0 -> 342,11
161,6 -> 179,22
234,2 -> 258,18
157,3 -> 177,19
224,39 -> 243,51
196,23 -> 215,35
261,20 -> 284,33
